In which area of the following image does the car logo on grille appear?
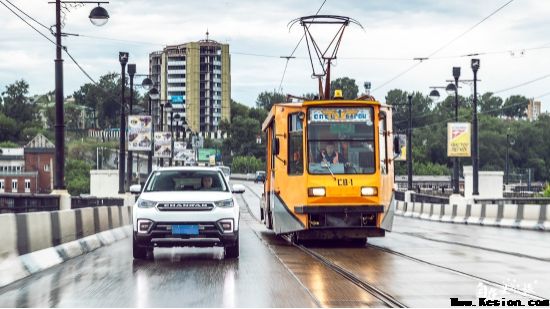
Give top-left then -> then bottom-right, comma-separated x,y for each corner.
157,202 -> 213,210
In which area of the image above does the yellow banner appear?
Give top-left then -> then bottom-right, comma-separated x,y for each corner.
447,123 -> 471,157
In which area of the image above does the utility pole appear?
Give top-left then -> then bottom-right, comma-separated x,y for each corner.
118,52 -> 128,194
407,94 -> 413,191
452,67 -> 460,194
127,64 -> 135,188
471,59 -> 480,196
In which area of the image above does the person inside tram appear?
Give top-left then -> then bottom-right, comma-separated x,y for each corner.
291,150 -> 303,174
317,141 -> 345,164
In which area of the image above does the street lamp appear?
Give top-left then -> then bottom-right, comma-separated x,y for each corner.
407,94 -> 413,191
118,52 -> 129,194
505,132 -> 515,186
52,0 -> 109,192
147,87 -> 159,174
450,67 -> 461,195
429,89 -> 440,102
165,103 -> 174,166
471,58 -> 480,196
127,64 -> 136,189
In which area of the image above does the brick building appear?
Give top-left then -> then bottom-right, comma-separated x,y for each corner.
0,134 -> 54,194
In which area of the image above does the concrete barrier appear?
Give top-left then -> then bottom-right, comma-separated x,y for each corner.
0,205 -> 132,289
396,198 -> 549,232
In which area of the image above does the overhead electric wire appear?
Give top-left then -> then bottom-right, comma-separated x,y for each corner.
373,0 -> 515,92
1,0 -> 97,85
3,0 -> 51,30
493,72 -> 550,94
0,0 -> 56,45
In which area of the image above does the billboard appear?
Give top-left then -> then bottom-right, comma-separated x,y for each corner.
447,122 -> 471,157
153,132 -> 172,158
173,142 -> 194,162
127,115 -> 152,151
198,148 -> 217,162
394,134 -> 407,161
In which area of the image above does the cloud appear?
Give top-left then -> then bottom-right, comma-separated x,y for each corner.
0,0 -> 549,112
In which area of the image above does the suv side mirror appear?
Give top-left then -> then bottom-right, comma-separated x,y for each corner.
129,184 -> 142,194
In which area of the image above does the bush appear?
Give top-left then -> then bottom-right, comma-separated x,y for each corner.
66,159 -> 91,196
231,156 -> 264,174
543,184 -> 550,197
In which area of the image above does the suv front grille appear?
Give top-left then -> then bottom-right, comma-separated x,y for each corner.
156,202 -> 214,211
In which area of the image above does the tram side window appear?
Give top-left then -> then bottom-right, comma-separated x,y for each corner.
379,113 -> 388,174
288,113 -> 304,175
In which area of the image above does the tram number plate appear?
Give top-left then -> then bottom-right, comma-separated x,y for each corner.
337,178 -> 353,186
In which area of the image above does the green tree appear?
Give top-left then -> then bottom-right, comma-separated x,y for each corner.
330,77 -> 359,99
255,90 -> 285,111
1,80 -> 37,124
231,156 -> 264,173
0,113 -> 18,142
502,95 -> 529,119
479,92 -> 503,117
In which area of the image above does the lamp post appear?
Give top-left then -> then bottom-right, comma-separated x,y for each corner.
505,131 -> 515,186
450,67 -> 461,194
52,1 -> 109,191
407,94 -> 413,191
471,59 -> 480,196
126,64 -> 136,189
146,86 -> 158,174
118,52 -> 129,194
165,103 -> 174,166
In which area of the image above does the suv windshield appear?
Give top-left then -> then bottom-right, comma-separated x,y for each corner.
308,107 -> 375,175
144,170 -> 228,192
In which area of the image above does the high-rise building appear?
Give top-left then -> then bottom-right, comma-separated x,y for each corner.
149,33 -> 230,139
527,99 -> 541,121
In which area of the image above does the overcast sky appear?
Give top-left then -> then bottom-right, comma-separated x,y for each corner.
1,0 -> 549,111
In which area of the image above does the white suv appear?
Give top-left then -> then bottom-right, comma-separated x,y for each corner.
131,167 -> 244,259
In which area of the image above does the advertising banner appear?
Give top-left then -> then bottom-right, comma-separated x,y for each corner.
173,142 -> 188,161
153,132 -> 172,158
447,122 -> 471,157
128,115 -> 152,151
198,148 -> 217,162
394,134 -> 407,161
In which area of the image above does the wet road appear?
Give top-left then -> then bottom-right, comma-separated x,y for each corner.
1,180 -> 549,307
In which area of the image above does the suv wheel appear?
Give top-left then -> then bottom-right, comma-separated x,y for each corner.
224,235 -> 239,259
133,238 -> 148,259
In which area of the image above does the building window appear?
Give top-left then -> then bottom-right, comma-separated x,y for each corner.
25,179 -> 30,192
12,179 -> 17,191
44,164 -> 50,172
0,179 -> 4,190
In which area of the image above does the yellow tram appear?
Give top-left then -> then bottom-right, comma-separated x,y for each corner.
260,92 -> 397,241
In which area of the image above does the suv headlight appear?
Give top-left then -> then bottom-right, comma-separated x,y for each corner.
137,199 -> 156,208
215,199 -> 234,208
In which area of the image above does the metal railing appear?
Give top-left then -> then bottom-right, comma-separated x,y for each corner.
394,191 -> 450,204
0,193 -> 60,213
71,197 -> 125,209
474,197 -> 550,205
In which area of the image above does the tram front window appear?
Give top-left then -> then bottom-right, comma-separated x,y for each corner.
307,107 -> 375,175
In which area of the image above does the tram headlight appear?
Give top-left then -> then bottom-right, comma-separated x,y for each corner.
308,187 -> 326,197
361,187 -> 378,196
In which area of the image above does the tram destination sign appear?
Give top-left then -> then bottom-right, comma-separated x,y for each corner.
309,107 -> 372,124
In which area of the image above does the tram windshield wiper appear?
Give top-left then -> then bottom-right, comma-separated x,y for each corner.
321,160 -> 336,180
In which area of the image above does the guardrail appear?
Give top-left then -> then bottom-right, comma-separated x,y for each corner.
395,198 -> 550,231
71,197 -> 125,209
0,194 -> 60,213
394,191 -> 449,204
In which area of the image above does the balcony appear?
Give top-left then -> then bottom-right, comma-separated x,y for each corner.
167,78 -> 186,83
167,60 -> 186,66
167,86 -> 186,92
168,70 -> 186,74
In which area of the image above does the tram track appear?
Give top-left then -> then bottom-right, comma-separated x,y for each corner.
236,182 -> 406,307
364,243 -> 547,301
284,235 -> 407,308
237,181 -> 548,304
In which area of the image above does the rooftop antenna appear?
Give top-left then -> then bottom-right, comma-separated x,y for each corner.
289,15 -> 363,99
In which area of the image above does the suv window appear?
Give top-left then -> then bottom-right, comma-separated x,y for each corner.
145,170 -> 228,192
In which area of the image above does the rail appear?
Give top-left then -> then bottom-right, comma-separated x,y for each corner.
474,197 -> 550,205
0,193 -> 60,213
71,196 -> 125,208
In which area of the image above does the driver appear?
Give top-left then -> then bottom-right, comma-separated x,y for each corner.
317,142 -> 345,164
201,176 -> 213,189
